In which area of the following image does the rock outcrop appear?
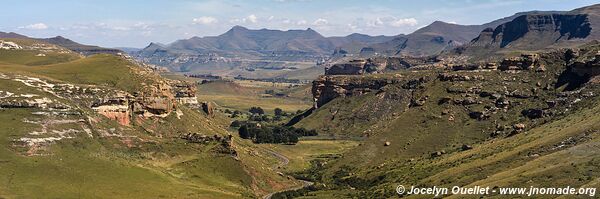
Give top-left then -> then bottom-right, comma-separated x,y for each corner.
325,57 -> 433,75
325,59 -> 369,75
173,82 -> 199,105
0,40 -> 22,50
92,82 -> 180,125
499,53 -> 540,70
312,76 -> 397,108
92,92 -> 132,126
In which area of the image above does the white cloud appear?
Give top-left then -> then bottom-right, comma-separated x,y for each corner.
19,23 -> 48,30
268,16 -> 275,21
367,17 -> 385,27
389,18 -> 418,27
312,18 -> 328,26
231,14 -> 258,24
296,20 -> 307,25
246,14 -> 258,23
347,23 -> 359,31
193,16 -> 218,25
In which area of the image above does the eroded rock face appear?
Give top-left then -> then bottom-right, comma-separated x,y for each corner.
312,76 -> 397,108
499,53 -> 539,70
92,93 -> 132,126
325,57 -> 433,75
469,13 -> 593,51
173,82 -> 199,105
570,51 -> 600,77
325,59 -> 368,75
92,82 -> 179,125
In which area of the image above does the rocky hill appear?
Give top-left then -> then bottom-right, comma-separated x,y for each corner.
448,4 -> 600,61
281,41 -> 600,198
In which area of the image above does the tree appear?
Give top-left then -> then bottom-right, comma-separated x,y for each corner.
230,120 -> 242,128
238,125 -> 250,139
288,133 -> 299,144
249,107 -> 265,115
274,108 -> 284,116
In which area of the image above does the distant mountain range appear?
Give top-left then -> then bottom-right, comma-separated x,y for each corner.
134,4 -> 600,73
3,3 -> 599,74
0,32 -> 121,56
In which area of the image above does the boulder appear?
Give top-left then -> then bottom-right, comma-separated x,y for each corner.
495,97 -> 510,108
514,123 -> 526,131
469,111 -> 490,120
522,108 -> 545,119
461,144 -> 473,150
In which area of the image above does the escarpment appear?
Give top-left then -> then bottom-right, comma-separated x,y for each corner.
92,80 -> 198,126
312,75 -> 400,108
325,56 -> 435,75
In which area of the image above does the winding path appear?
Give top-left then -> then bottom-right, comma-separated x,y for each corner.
262,148 -> 314,199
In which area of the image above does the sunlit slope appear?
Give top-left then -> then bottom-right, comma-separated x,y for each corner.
0,42 -> 297,198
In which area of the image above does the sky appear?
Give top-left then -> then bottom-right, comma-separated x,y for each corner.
2,0 -> 597,48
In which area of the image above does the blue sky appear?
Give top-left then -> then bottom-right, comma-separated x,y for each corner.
3,0 -> 597,48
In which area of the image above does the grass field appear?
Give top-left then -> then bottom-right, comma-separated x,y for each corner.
196,80 -> 312,113
260,140 -> 359,173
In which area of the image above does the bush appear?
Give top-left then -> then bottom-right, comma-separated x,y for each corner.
274,108 -> 284,116
249,107 -> 265,115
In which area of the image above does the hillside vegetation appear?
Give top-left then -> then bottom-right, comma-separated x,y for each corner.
0,39 -> 300,198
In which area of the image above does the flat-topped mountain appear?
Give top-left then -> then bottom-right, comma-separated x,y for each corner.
451,4 -> 600,60
344,13 -> 528,57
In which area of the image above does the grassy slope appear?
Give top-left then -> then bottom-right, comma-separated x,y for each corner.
0,46 -> 299,198
0,54 -> 149,93
0,108 -> 250,198
0,38 -> 80,66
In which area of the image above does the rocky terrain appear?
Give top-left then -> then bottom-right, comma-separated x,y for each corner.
282,35 -> 600,197
4,3 -> 600,199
